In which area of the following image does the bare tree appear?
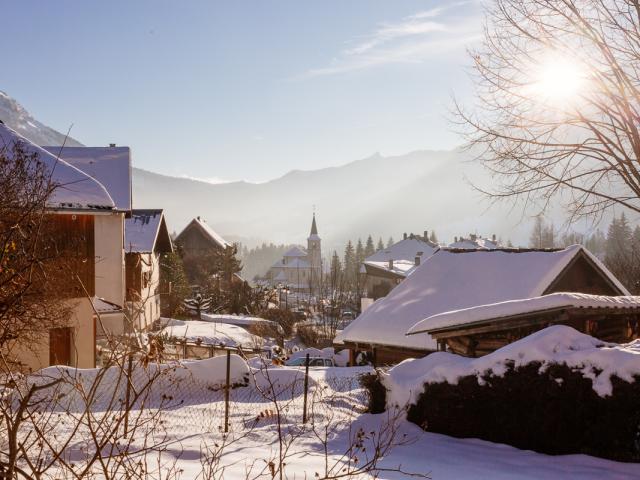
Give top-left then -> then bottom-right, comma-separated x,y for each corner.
458,0 -> 640,221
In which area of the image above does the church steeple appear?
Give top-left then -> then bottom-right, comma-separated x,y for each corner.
310,213 -> 318,236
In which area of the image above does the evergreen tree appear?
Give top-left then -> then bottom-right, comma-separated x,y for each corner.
160,252 -> 191,318
387,236 -> 395,248
376,237 -> 385,251
356,238 -> 365,264
343,240 -> 356,288
429,230 -> 438,244
329,250 -> 342,289
364,235 -> 376,258
529,216 -> 555,248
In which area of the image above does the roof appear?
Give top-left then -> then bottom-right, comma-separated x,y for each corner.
125,209 -> 173,253
336,245 -> 629,351
363,237 -> 439,277
176,217 -> 231,249
309,213 -> 319,237
43,146 -> 131,212
283,246 -> 308,257
0,123 -> 115,210
409,292 -> 640,334
448,236 -> 500,250
285,258 -> 311,269
92,296 -> 123,314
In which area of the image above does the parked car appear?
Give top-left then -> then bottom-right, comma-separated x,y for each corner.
341,310 -> 355,320
285,356 -> 335,367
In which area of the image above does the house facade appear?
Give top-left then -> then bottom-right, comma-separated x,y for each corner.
267,214 -> 322,293
362,232 -> 438,299
124,209 -> 173,331
2,123 -> 119,371
336,245 -> 630,365
46,145 -> 132,338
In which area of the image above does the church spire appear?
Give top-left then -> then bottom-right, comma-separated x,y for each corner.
310,213 -> 318,236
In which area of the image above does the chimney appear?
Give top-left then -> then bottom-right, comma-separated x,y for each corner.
109,143 -> 116,147
388,259 -> 394,270
492,234 -> 497,242
424,230 -> 428,240
454,236 -> 458,243
415,256 -> 421,266
403,232 -> 407,240
197,216 -> 201,221
470,233 -> 477,242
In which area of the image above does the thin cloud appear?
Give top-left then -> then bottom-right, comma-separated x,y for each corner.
296,2 -> 480,79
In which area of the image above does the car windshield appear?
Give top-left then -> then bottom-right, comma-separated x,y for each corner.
287,357 -> 306,366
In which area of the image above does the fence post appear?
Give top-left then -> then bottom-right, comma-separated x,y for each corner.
124,353 -> 133,436
302,353 -> 310,424
224,349 -> 231,433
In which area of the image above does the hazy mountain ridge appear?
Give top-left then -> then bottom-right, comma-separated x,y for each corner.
0,90 -> 539,250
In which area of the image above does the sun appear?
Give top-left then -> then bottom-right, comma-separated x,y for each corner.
529,56 -> 587,103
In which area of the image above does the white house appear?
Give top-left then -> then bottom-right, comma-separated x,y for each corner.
362,233 -> 439,299
45,145 -> 132,337
2,122 -> 118,370
125,209 -> 173,331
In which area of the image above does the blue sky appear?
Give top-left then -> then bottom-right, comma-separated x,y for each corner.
2,1 -> 482,182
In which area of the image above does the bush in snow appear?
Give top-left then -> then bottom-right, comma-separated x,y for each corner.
406,361 -> 640,461
383,326 -> 640,462
359,370 -> 387,414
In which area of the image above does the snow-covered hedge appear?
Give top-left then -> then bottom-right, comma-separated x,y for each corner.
382,326 -> 640,461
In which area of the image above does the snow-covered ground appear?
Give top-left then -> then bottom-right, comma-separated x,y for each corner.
16,351 -> 639,479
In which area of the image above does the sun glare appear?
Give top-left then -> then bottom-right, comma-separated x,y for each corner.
530,56 -> 586,103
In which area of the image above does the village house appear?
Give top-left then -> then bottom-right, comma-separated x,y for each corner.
266,213 -> 322,293
2,123 -> 120,371
335,245 -> 630,365
44,144 -> 132,337
124,209 -> 173,331
449,233 -> 501,249
361,232 -> 438,299
175,216 -> 231,256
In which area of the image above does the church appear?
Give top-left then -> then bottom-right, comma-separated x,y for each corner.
267,214 -> 322,293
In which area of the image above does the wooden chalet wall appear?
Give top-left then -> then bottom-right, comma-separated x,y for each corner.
546,254 -> 620,296
50,213 -> 95,297
177,225 -> 223,257
125,253 -> 142,301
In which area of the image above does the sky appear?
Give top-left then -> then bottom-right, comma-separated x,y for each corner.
1,1 -> 482,183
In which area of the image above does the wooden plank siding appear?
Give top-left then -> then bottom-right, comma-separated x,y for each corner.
49,213 -> 95,297
125,253 -> 142,301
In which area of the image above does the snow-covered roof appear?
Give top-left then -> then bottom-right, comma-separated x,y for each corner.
363,237 -> 438,277
159,318 -> 260,348
44,146 -> 131,211
283,246 -> 307,257
177,217 -> 231,249
92,296 -> 123,314
125,209 -> 173,253
0,122 -> 114,210
273,270 -> 287,281
409,293 -> 640,334
283,258 -> 311,269
336,245 -> 629,351
448,236 -> 500,250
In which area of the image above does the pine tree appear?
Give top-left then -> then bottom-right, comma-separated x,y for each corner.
343,240 -> 356,288
605,213 -> 634,290
364,235 -> 375,258
329,250 -> 342,290
387,236 -> 395,248
160,252 -> 191,318
356,239 -> 365,264
429,230 -> 438,244
376,237 -> 385,251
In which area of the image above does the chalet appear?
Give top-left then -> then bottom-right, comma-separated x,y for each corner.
362,232 -> 438,299
175,216 -> 231,256
335,245 -> 629,365
408,292 -> 640,357
124,209 -> 173,332
2,123 -> 117,370
45,145 -> 132,337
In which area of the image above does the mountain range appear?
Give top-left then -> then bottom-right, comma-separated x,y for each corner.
0,90 -> 543,251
